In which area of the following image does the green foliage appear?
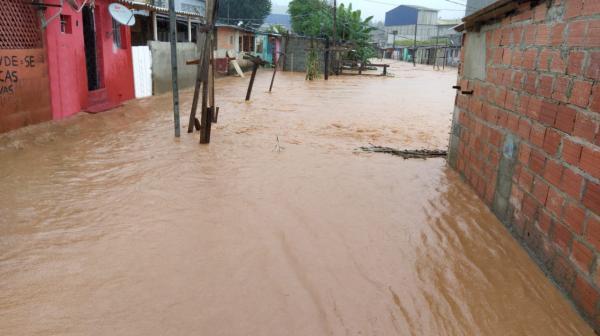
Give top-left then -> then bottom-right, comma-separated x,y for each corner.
218,0 -> 272,25
288,0 -> 331,36
306,47 -> 321,80
288,0 -> 375,64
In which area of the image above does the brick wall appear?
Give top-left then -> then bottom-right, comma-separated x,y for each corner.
448,0 -> 600,331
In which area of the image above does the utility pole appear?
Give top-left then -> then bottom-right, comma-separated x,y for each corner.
413,22 -> 417,67
332,0 -> 337,75
169,0 -> 180,137
392,30 -> 397,59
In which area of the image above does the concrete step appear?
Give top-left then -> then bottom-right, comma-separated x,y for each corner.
88,88 -> 108,106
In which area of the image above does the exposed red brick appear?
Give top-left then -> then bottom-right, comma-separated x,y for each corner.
536,24 -> 552,45
543,129 -> 561,155
567,20 -> 588,47
591,83 -> 600,113
554,104 -> 577,133
582,0 -> 600,16
547,187 -> 565,217
519,167 -> 535,191
523,25 -> 537,45
587,52 -> 600,80
561,168 -> 584,199
530,123 -> 546,147
505,90 -> 518,111
533,3 -> 548,21
580,146 -> 600,179
523,49 -> 539,70
563,202 -> 586,234
533,177 -> 551,204
565,0 -> 583,19
530,150 -> 547,174
517,118 -> 532,139
562,139 -> 583,165
586,215 -> 600,250
544,159 -> 564,186
570,80 -> 593,108
553,221 -> 573,253
552,253 -> 577,290
572,240 -> 594,273
583,181 -> 600,215
551,23 -> 566,47
537,74 -> 554,98
540,100 -> 559,126
573,275 -> 599,318
522,193 -> 539,220
567,51 -> 586,76
587,21 -> 600,47
524,71 -> 538,95
574,112 -> 598,142
527,95 -> 542,119
552,76 -> 571,102
538,210 -> 553,235
519,143 -> 532,164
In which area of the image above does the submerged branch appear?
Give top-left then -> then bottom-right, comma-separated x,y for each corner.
358,145 -> 447,159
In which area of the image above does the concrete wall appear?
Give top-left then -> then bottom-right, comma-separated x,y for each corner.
449,0 -> 600,331
149,41 -> 198,94
282,36 -> 325,73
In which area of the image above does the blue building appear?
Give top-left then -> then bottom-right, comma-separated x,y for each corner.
384,5 -> 439,44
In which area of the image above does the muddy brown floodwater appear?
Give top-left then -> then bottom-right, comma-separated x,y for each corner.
0,62 -> 595,335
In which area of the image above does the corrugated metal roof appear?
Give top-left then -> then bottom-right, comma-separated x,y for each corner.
117,0 -> 204,18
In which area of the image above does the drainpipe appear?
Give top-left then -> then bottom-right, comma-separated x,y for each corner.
187,16 -> 192,42
152,11 -> 158,41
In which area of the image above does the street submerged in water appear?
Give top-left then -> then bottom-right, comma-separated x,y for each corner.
0,62 -> 595,335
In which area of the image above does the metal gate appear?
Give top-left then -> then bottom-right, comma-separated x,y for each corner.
132,46 -> 153,98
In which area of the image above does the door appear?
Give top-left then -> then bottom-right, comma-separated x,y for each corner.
132,46 -> 153,98
82,6 -> 100,91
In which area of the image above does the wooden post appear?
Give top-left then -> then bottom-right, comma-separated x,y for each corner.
413,23 -> 417,67
244,55 -> 266,100
269,52 -> 281,92
188,26 -> 206,133
324,36 -> 329,80
168,0 -> 180,137
200,0 -> 217,144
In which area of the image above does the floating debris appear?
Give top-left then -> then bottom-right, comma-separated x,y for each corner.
358,144 -> 447,159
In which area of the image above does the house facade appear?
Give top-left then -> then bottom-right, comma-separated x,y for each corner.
449,0 -> 600,332
0,0 -> 52,133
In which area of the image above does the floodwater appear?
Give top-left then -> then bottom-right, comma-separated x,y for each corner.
0,62 -> 594,335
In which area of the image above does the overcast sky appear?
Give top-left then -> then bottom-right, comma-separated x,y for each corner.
271,0 -> 467,22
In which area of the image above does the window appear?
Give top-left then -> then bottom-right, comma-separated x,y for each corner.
112,18 -> 122,48
60,15 -> 72,34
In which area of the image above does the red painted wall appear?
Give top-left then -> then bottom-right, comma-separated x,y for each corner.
45,0 -> 134,120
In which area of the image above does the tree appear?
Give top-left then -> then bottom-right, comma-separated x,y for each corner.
289,1 -> 375,64
218,0 -> 272,26
288,0 -> 331,36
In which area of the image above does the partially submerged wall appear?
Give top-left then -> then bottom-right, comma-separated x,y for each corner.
149,41 -> 198,95
282,36 -> 325,73
449,0 -> 600,331
0,1 -> 52,133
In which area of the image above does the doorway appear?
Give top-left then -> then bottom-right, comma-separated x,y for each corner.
82,5 -> 100,91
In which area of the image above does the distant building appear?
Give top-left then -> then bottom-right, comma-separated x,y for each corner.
384,5 -> 439,44
465,0 -> 496,16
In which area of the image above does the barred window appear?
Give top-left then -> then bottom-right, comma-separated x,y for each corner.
0,0 -> 43,49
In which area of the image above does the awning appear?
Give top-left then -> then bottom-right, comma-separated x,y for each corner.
117,0 -> 204,18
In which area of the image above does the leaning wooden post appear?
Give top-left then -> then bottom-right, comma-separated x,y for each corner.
188,26 -> 206,133
246,62 -> 259,101
269,53 -> 280,92
168,0 -> 180,137
199,0 -> 218,144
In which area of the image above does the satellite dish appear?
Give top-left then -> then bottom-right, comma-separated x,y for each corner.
108,3 -> 136,26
